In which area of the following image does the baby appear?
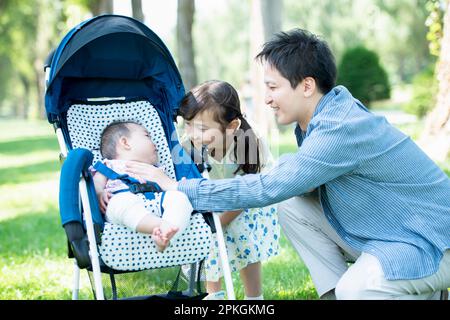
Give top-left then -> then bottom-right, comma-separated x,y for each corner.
91,120 -> 193,251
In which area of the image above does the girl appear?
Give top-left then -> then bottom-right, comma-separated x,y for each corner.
178,80 -> 280,300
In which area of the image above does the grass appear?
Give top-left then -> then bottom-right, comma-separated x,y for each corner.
0,118 -> 316,300
1,117 -> 448,300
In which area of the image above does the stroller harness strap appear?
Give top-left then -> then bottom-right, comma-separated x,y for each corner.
93,161 -> 163,201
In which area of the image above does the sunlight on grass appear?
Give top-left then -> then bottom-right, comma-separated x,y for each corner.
0,150 -> 59,169
0,256 -> 93,300
0,120 -> 54,142
1,118 -> 446,300
0,119 -> 315,300
0,179 -> 59,220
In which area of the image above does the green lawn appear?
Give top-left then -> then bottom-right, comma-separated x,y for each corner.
1,118 -> 448,300
0,119 -> 316,300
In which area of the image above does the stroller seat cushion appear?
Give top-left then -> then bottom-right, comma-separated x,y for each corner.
100,213 -> 211,271
67,100 -> 211,271
68,100 -> 176,180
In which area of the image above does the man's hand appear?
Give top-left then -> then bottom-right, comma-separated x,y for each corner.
125,161 -> 178,191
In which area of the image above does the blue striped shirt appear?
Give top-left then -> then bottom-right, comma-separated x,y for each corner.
178,85 -> 450,280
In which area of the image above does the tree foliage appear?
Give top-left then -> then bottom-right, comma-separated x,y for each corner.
337,46 -> 390,106
193,0 -> 250,88
404,64 -> 437,118
284,0 -> 432,84
425,0 -> 446,56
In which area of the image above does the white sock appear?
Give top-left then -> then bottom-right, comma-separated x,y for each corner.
204,291 -> 225,300
244,294 -> 264,300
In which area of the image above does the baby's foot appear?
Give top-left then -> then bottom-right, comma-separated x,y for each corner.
152,227 -> 169,252
152,225 -> 179,252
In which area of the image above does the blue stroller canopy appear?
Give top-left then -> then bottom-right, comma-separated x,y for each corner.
45,14 -> 185,123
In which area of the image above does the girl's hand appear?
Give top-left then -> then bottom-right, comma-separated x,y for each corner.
125,161 -> 178,191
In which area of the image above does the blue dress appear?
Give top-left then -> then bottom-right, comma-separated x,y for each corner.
201,138 -> 280,281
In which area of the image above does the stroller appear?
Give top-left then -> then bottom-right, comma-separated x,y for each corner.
44,14 -> 235,300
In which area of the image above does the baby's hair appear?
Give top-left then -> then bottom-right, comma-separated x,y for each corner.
99,120 -> 142,159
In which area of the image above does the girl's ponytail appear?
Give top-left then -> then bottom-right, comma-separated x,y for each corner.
233,115 -> 261,175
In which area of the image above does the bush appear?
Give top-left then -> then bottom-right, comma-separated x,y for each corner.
337,46 -> 391,107
403,64 -> 437,119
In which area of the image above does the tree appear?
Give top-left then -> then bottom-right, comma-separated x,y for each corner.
337,46 -> 390,106
86,0 -> 113,16
283,0 -> 432,84
176,0 -> 197,91
193,0 -> 250,86
261,0 -> 284,41
131,0 -> 145,23
0,1 -> 36,118
419,0 -> 450,162
247,0 -> 282,140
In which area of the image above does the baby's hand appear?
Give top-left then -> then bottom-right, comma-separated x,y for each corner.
98,191 -> 112,214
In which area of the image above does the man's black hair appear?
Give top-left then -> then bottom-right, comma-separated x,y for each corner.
256,28 -> 337,94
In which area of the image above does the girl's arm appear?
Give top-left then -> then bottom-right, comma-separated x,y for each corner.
220,210 -> 243,227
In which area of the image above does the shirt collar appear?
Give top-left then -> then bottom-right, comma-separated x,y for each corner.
311,86 -> 343,120
294,85 -> 346,146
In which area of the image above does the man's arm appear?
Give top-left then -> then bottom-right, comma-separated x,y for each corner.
178,120 -> 365,212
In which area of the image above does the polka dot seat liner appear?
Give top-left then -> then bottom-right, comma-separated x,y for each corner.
67,100 -> 211,271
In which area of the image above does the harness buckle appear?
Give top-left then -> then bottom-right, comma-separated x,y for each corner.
128,182 -> 162,194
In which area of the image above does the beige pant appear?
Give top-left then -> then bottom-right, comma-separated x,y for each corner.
278,194 -> 450,300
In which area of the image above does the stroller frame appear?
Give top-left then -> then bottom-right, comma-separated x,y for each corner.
44,14 -> 236,300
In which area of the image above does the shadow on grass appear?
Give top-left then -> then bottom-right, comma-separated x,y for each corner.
0,206 -> 199,299
0,159 -> 60,185
0,136 -> 59,156
0,206 -> 66,258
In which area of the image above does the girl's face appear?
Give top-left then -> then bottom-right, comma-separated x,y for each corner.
184,109 -> 228,153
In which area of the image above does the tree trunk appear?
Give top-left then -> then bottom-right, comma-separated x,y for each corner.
419,0 -> 450,162
131,0 -> 145,22
176,0 -> 197,91
34,0 -> 47,119
261,0 -> 283,41
89,0 -> 113,16
19,75 -> 31,119
247,0 -> 281,141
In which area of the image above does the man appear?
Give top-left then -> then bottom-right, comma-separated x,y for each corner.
126,29 -> 450,300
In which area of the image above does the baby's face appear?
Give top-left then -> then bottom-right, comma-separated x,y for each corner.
127,124 -> 158,164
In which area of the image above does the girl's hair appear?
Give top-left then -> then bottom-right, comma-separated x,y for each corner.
179,80 -> 261,174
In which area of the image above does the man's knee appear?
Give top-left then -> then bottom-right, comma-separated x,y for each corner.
335,256 -> 382,300
335,274 -> 370,300
277,199 -> 294,227
277,196 -> 321,227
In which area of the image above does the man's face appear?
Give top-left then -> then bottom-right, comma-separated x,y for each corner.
263,63 -> 305,126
